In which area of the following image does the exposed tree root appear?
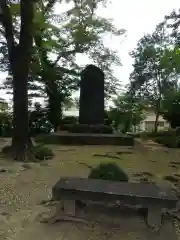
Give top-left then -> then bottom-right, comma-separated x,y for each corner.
40,215 -> 88,224
1,137 -> 36,162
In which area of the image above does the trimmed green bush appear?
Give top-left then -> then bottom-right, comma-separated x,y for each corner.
34,144 -> 54,161
176,136 -> 180,147
1,144 -> 54,161
136,129 -> 180,148
154,136 -> 178,148
127,130 -> 175,140
1,145 -> 11,154
35,133 -> 134,146
140,130 -> 174,139
68,124 -> 113,134
88,163 -> 129,182
59,124 -> 71,131
175,127 -> 180,136
61,116 -> 78,125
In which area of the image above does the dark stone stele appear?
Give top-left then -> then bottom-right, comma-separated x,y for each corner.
79,64 -> 105,125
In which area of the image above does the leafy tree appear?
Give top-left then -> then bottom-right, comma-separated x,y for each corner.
0,98 -> 12,136
29,102 -> 52,135
161,90 -> 180,128
159,9 -> 180,90
163,9 -> 180,47
0,0 -> 125,160
0,111 -> 12,136
0,97 -> 9,112
64,96 -> 79,111
0,0 -> 125,131
129,23 -> 179,132
108,94 -> 144,133
157,10 -> 180,129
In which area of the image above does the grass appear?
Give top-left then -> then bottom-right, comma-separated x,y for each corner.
0,139 -> 180,239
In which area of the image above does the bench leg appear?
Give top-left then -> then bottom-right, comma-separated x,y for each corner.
41,200 -> 87,224
147,206 -> 162,231
64,200 -> 76,216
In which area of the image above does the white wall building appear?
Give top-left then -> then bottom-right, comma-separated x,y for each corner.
133,110 -> 169,132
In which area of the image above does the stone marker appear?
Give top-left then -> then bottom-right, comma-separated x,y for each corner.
79,65 -> 104,125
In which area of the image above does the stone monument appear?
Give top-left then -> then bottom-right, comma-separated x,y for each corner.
53,64 -> 133,145
79,64 -> 104,125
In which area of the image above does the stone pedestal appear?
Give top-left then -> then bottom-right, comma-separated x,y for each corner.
79,65 -> 105,125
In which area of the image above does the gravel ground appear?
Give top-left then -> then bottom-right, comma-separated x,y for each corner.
0,142 -> 179,239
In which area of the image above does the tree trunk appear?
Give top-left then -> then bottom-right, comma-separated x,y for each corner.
48,99 -> 63,132
11,48 -> 33,161
154,112 -> 159,133
0,0 -> 35,160
9,0 -> 35,161
154,99 -> 161,133
46,82 -> 63,132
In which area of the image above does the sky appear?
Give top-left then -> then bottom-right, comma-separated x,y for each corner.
0,0 -> 180,108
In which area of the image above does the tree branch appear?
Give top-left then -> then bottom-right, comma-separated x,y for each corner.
0,28 -> 5,37
0,0 -> 15,68
58,66 -> 78,76
44,0 -> 57,15
52,48 -> 79,67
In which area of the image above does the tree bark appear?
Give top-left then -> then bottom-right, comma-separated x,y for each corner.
11,47 -> 33,161
11,0 -> 35,161
0,0 -> 36,161
154,99 -> 161,133
154,112 -> 159,133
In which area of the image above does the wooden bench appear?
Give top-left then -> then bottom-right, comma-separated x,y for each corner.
52,177 -> 178,230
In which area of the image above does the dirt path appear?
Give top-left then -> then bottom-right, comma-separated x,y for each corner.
135,138 -> 169,152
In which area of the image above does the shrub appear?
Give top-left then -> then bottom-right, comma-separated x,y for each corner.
88,163 -> 129,182
61,116 -> 78,125
140,130 -> 174,139
59,124 -> 71,131
35,134 -> 134,146
34,144 -> 54,161
175,127 -> 180,136
1,144 -> 54,161
68,124 -> 113,134
176,136 -> 180,147
155,130 -> 175,137
154,136 -> 177,148
1,145 -> 11,154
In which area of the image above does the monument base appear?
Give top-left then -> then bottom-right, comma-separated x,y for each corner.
59,124 -> 113,134
67,124 -> 113,134
37,132 -> 134,146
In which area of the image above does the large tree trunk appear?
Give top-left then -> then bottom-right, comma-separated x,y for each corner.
10,47 -> 33,161
47,95 -> 63,132
0,0 -> 36,161
45,79 -> 64,132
